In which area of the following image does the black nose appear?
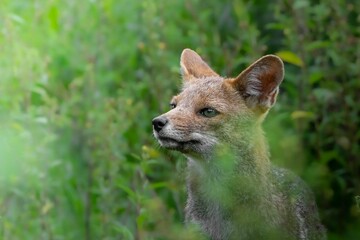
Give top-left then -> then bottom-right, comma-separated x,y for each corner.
152,116 -> 168,132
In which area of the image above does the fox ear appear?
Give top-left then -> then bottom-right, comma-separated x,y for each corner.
180,48 -> 219,81
231,55 -> 284,110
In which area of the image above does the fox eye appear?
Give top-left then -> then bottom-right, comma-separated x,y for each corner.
170,103 -> 176,109
199,108 -> 219,118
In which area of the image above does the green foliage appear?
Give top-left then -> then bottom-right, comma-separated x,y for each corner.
0,0 -> 359,239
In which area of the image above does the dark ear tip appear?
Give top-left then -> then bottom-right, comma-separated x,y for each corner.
261,54 -> 284,69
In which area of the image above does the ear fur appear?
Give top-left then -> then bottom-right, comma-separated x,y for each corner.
230,55 -> 284,110
180,48 -> 219,81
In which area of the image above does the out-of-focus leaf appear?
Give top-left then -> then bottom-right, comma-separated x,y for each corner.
276,51 -> 304,67
41,200 -> 54,215
48,6 -> 59,31
113,224 -> 134,240
305,41 -> 330,51
294,0 -> 309,9
313,88 -> 335,103
150,182 -> 168,189
9,13 -> 24,24
142,145 -> 160,158
309,71 -> 323,84
291,111 -> 315,119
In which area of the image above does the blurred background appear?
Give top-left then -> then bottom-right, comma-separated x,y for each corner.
0,0 -> 359,239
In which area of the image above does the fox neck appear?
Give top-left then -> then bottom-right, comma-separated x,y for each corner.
185,125 -> 273,219
186,124 -> 271,181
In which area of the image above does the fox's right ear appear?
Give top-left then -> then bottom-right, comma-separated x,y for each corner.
230,55 -> 284,111
180,48 -> 219,81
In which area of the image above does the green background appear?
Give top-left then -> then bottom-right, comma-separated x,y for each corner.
0,0 -> 359,239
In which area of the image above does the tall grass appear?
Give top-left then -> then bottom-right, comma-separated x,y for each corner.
0,0 -> 359,239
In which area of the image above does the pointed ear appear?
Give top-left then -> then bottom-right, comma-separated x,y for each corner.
180,48 -> 219,81
230,55 -> 284,110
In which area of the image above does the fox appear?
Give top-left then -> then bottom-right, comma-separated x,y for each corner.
152,48 -> 326,240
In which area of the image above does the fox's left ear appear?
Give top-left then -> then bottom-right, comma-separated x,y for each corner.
230,55 -> 284,111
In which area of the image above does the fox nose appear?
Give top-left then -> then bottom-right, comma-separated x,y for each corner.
152,116 -> 168,132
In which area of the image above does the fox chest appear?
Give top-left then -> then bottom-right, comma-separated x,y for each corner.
185,169 -> 290,239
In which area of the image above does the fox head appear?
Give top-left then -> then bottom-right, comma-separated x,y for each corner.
152,49 -> 284,158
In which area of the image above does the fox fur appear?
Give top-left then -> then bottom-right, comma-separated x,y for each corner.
152,48 -> 326,240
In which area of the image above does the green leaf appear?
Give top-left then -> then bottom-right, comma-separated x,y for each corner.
48,6 -> 59,31
113,224 -> 134,240
309,71 -> 323,84
294,0 -> 310,9
291,110 -> 315,119
276,51 -> 304,67
9,13 -> 24,25
313,88 -> 335,103
305,41 -> 330,51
